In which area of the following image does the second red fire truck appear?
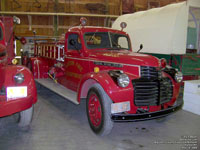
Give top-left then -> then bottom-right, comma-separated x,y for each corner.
0,17 -> 37,127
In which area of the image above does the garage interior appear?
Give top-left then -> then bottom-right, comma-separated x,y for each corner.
0,0 -> 200,150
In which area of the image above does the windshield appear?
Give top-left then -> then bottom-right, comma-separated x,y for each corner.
84,32 -> 130,50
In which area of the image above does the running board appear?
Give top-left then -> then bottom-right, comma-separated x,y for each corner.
35,78 -> 79,105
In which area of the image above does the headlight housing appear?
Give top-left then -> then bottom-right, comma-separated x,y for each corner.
109,70 -> 130,88
175,71 -> 183,83
14,73 -> 25,84
117,74 -> 130,88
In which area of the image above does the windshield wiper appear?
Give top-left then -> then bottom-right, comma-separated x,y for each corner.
107,47 -> 121,50
107,47 -> 129,50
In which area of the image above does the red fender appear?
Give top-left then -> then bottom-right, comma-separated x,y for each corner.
4,65 -> 37,103
77,71 -> 134,104
0,65 -> 37,117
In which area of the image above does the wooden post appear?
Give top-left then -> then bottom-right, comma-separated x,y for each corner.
0,0 -> 6,11
105,0 -> 109,14
104,0 -> 110,27
53,0 -> 59,37
120,0 -> 122,15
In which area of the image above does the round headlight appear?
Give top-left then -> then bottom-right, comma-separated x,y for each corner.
117,74 -> 130,88
175,71 -> 183,83
14,73 -> 24,84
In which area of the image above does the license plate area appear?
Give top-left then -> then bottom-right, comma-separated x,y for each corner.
7,86 -> 27,100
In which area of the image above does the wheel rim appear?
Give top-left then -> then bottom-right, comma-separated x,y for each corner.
88,93 -> 102,127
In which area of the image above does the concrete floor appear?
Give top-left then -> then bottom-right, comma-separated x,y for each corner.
0,87 -> 199,150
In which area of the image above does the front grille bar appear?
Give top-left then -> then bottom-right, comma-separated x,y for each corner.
133,78 -> 173,106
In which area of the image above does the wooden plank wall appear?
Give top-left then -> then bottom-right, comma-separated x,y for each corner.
2,0 -> 121,37
0,0 -> 185,37
4,0 -> 120,14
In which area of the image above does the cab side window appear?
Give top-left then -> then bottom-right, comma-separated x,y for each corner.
68,34 -> 82,50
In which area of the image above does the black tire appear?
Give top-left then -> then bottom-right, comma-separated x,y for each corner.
18,106 -> 34,127
86,84 -> 113,136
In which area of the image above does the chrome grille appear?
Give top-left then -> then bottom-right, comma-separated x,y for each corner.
132,78 -> 173,106
159,78 -> 173,104
140,66 -> 160,79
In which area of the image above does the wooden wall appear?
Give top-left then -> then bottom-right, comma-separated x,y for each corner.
3,0 -> 121,14
0,0 -> 186,38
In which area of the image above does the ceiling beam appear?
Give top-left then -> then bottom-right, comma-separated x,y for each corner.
0,11 -> 119,18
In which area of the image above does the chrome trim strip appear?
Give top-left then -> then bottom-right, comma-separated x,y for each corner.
65,56 -> 140,68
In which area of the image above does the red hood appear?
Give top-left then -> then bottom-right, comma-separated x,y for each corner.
88,50 -> 160,67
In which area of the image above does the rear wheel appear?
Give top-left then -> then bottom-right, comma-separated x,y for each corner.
18,106 -> 34,127
86,84 -> 113,136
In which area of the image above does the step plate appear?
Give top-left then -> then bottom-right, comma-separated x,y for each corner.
35,78 -> 79,105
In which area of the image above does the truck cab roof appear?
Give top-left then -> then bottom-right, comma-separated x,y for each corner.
68,26 -> 128,36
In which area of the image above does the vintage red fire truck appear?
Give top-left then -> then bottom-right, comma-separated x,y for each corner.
27,18 -> 183,135
0,17 -> 37,127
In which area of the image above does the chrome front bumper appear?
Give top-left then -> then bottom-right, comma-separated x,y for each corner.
111,99 -> 183,122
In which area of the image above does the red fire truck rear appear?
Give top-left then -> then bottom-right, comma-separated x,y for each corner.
0,17 -> 37,127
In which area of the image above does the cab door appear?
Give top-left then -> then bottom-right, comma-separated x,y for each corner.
64,32 -> 89,91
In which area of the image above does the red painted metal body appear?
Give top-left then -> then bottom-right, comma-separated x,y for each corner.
0,17 -> 14,64
0,20 -> 37,118
30,26 -> 182,117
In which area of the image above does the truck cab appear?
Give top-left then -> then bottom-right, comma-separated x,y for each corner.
30,18 -> 183,136
0,19 -> 37,127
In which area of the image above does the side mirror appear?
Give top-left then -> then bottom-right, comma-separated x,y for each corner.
69,39 -> 76,46
13,16 -> 20,25
137,44 -> 143,53
69,39 -> 81,51
140,44 -> 143,50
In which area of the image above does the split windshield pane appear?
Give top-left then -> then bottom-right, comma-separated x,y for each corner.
84,32 -> 130,50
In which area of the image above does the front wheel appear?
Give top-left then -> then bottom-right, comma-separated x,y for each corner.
18,106 -> 34,127
86,84 -> 113,136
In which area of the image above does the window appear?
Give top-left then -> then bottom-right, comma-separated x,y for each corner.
84,32 -> 130,50
84,32 -> 111,49
110,33 -> 130,50
118,37 -> 129,49
68,34 -> 82,50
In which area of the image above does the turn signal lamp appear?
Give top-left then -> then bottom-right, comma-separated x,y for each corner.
175,71 -> 183,83
160,58 -> 167,68
80,17 -> 87,26
120,22 -> 127,31
12,58 -> 18,65
94,67 -> 100,73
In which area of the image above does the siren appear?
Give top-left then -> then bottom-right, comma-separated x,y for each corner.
80,17 -> 87,26
120,22 -> 127,31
